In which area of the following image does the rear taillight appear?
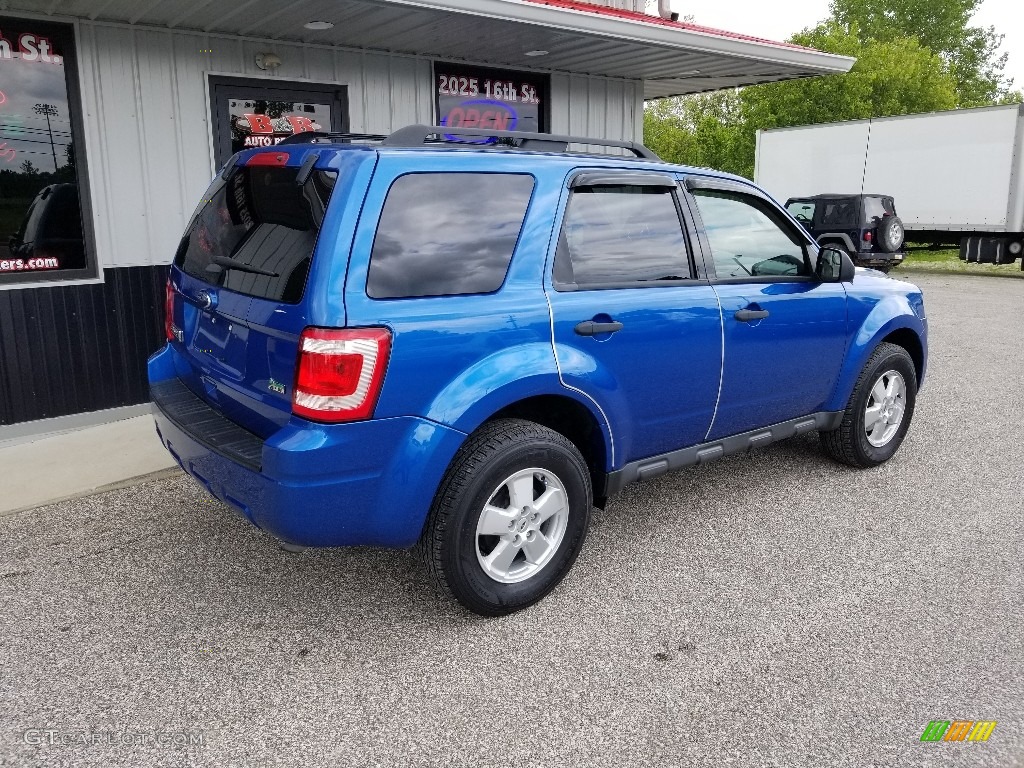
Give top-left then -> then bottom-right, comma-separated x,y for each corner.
246,152 -> 288,166
292,327 -> 392,423
864,231 -> 873,242
164,278 -> 176,342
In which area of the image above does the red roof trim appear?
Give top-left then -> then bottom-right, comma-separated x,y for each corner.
521,0 -> 813,52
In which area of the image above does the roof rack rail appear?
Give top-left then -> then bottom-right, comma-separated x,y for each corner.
382,124 -> 662,161
276,130 -> 389,145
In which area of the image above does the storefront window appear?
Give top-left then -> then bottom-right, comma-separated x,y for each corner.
0,17 -> 92,284
227,99 -> 331,154
208,77 -> 348,168
434,63 -> 548,136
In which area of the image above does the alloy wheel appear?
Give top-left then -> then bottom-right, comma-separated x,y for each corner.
864,370 -> 907,447
475,468 -> 569,584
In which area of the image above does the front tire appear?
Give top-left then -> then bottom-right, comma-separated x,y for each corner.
420,419 -> 592,616
821,343 -> 917,468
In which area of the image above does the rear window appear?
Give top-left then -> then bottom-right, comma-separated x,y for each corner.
366,173 -> 535,299
175,165 -> 337,304
863,196 -> 896,220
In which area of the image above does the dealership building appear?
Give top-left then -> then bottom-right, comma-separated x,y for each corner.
0,0 -> 851,430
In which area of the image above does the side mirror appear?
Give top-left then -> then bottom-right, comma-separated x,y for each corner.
816,246 -> 856,283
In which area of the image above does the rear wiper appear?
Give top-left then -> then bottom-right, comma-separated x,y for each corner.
204,254 -> 279,278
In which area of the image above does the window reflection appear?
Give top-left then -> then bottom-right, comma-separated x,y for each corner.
557,186 -> 690,286
367,173 -> 535,299
0,19 -> 86,277
692,190 -> 809,278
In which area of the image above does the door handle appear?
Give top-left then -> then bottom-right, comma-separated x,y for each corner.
575,320 -> 624,337
734,309 -> 770,323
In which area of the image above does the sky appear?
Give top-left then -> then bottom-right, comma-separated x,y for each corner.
673,0 -> 1024,92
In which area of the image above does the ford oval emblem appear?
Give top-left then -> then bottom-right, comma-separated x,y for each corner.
197,290 -> 214,310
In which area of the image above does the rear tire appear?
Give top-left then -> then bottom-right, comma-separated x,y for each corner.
820,343 -> 917,468
420,419 -> 592,616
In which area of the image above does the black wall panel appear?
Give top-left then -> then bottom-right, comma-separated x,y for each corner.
0,265 -> 168,425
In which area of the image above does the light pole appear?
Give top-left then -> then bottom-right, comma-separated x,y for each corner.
33,103 -> 59,171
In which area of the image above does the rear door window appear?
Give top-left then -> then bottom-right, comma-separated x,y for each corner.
175,165 -> 337,303
366,172 -> 535,299
554,185 -> 691,288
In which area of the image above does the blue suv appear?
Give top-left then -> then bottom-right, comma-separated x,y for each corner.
149,125 -> 928,616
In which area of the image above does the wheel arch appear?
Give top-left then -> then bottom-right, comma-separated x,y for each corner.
827,306 -> 927,412
817,233 -> 856,251
488,394 -> 611,506
880,326 -> 925,386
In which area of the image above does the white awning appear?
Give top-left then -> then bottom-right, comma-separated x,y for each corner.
3,0 -> 855,97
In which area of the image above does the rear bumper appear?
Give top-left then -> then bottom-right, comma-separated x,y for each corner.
855,251 -> 904,265
149,349 -> 467,548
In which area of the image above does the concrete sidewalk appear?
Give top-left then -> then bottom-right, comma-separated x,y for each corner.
0,409 -> 179,516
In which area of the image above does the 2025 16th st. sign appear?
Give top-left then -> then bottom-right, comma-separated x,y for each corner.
435,63 -> 548,135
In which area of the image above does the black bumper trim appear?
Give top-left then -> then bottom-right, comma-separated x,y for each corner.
151,378 -> 264,472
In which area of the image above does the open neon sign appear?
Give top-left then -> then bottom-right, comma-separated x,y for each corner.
441,99 -> 520,144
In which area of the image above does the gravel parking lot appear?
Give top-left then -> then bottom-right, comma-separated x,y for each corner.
1,272 -> 1021,768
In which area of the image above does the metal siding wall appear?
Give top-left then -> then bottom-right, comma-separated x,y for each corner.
550,73 -> 643,151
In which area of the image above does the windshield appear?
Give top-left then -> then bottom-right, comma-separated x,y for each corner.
174,164 -> 337,304
786,200 -> 816,225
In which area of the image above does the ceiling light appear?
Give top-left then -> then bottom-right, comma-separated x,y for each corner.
304,21 -> 334,30
524,50 -> 549,57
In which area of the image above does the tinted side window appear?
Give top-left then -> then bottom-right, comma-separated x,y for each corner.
367,173 -> 535,299
555,186 -> 691,287
691,189 -> 811,279
816,199 -> 858,229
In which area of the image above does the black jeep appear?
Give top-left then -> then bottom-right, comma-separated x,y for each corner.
786,194 -> 905,272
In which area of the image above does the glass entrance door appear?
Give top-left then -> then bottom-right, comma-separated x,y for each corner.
208,76 -> 348,168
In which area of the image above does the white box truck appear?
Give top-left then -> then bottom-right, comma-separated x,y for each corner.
755,104 -> 1024,268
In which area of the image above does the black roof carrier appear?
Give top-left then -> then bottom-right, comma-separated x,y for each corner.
277,130 -> 389,145
384,124 -> 661,161
275,124 -> 661,161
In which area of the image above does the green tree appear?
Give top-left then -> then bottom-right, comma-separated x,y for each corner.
742,22 -> 957,131
831,0 -> 1012,105
643,90 -> 747,175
